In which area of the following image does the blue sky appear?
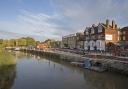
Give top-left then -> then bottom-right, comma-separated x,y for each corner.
0,0 -> 128,41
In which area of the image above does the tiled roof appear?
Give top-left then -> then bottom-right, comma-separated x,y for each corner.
121,27 -> 128,31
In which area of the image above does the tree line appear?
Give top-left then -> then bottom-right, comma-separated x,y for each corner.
0,37 -> 37,47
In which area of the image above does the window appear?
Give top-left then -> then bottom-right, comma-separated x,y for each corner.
105,34 -> 112,40
123,31 -> 126,35
92,43 -> 94,47
91,27 -> 94,34
118,37 -> 120,41
84,41 -> 88,47
98,24 -> 102,33
123,36 -> 125,40
86,31 -> 88,35
85,27 -> 90,35
118,31 -> 122,35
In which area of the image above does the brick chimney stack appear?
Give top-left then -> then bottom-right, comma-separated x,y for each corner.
112,20 -> 115,29
106,19 -> 109,28
115,24 -> 117,29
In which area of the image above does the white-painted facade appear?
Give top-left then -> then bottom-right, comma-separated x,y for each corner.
96,40 -> 105,51
89,40 -> 95,50
84,41 -> 88,50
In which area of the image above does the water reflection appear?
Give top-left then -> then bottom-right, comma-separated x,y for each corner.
83,70 -> 128,89
4,52 -> 128,89
0,51 -> 16,89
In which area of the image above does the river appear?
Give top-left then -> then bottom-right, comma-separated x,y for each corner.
0,51 -> 128,89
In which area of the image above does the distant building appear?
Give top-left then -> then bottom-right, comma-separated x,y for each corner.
36,43 -> 48,49
118,27 -> 128,41
84,19 -> 118,51
62,32 -> 86,50
76,32 -> 85,50
62,34 -> 77,49
116,27 -> 128,51
50,41 -> 62,48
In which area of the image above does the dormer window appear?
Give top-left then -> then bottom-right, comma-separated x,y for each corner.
91,27 -> 94,34
85,27 -> 89,35
98,24 -> 102,33
86,31 -> 88,34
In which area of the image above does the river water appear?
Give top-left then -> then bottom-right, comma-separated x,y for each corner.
0,51 -> 128,89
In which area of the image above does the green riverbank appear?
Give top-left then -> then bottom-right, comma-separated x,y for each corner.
0,49 -> 16,89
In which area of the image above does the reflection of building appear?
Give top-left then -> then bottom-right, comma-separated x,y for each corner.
84,19 -> 118,51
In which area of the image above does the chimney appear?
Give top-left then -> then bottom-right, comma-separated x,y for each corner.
115,24 -> 117,29
106,19 -> 109,28
112,20 -> 115,29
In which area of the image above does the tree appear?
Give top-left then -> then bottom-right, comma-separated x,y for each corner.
36,41 -> 40,45
2,40 -> 9,47
9,39 -> 16,47
17,38 -> 27,46
44,39 -> 55,47
0,39 -> 3,45
25,37 -> 36,46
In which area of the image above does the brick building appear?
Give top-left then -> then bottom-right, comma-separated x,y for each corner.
118,27 -> 128,41
117,26 -> 128,51
84,19 -> 118,51
36,43 -> 48,49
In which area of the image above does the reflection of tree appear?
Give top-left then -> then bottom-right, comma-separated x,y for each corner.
0,65 -> 16,89
0,51 -> 16,89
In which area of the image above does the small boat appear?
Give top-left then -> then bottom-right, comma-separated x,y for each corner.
83,59 -> 106,72
83,59 -> 92,69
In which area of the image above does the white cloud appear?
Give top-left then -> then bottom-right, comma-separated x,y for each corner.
51,0 -> 128,27
0,0 -> 128,41
0,10 -> 70,41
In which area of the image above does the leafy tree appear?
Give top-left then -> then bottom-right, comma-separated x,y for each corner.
44,39 -> 55,47
25,37 -> 36,46
2,40 -> 9,47
17,38 -> 27,46
9,39 -> 16,47
0,39 -> 3,45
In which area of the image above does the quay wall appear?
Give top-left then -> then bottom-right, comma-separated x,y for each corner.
21,49 -> 128,75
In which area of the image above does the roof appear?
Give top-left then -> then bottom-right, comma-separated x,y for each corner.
101,23 -> 113,28
121,26 -> 128,31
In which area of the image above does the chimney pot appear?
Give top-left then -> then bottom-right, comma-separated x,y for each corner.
112,20 -> 115,29
106,19 -> 109,28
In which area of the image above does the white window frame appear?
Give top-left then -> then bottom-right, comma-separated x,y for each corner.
91,27 -> 94,34
98,24 -> 102,33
